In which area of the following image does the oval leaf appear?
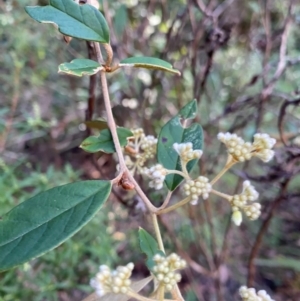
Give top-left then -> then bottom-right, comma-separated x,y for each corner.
157,100 -> 204,191
138,228 -> 165,271
59,59 -> 102,77
119,57 -> 181,75
139,227 -> 159,258
80,128 -> 133,153
0,180 -> 112,271
25,0 -> 110,43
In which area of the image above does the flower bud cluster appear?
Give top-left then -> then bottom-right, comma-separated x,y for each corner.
132,128 -> 144,140
217,132 -> 276,163
90,263 -> 134,297
140,135 -> 158,159
230,181 -> 261,225
123,129 -> 158,175
183,176 -> 211,204
239,286 -> 275,301
217,133 -> 252,162
252,133 -> 276,162
152,253 -> 186,292
173,142 -> 203,162
143,164 -> 167,190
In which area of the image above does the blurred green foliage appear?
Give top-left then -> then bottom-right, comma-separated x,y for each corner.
0,161 -> 119,301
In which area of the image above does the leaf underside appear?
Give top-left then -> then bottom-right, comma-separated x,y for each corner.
58,59 -> 102,77
25,0 -> 110,43
119,56 -> 181,75
157,100 -> 204,191
0,180 -> 111,271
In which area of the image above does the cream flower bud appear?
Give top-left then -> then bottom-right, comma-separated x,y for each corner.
183,176 -> 211,202
90,263 -> 134,297
252,133 -> 276,162
232,210 -> 242,226
143,164 -> 167,190
152,253 -> 186,292
173,142 -> 203,163
131,128 -> 144,139
239,286 -> 275,301
218,132 -> 252,162
140,135 -> 158,159
242,180 -> 259,201
229,181 -> 261,225
218,132 -> 276,163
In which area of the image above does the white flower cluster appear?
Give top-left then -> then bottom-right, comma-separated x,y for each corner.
140,135 -> 158,159
90,263 -> 134,297
239,286 -> 275,301
152,253 -> 186,292
230,181 -> 261,226
143,164 -> 167,190
173,142 -> 203,162
183,176 -> 211,204
217,132 -> 276,163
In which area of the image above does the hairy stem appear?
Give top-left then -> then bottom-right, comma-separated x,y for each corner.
210,156 -> 235,186
94,43 -> 127,172
180,159 -> 189,177
158,191 -> 173,210
167,169 -> 190,180
103,43 -> 113,66
94,42 -> 158,213
211,189 -> 231,200
157,196 -> 192,215
152,214 -> 165,252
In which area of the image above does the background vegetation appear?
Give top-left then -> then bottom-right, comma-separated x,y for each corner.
1,0 -> 300,300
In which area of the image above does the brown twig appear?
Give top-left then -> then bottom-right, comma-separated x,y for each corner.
278,97 -> 300,147
85,42 -> 97,123
261,2 -> 293,99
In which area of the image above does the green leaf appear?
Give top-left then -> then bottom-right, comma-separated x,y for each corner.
0,180 -> 111,271
139,227 -> 159,258
25,0 -> 110,43
138,228 -> 165,271
157,100 -> 204,191
80,128 -> 133,153
58,59 -> 102,77
119,56 -> 181,75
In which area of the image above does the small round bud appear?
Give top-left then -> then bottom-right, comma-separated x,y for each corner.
232,210 -> 242,226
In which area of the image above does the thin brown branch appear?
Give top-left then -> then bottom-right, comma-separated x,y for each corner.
278,97 -> 300,147
85,42 -> 97,123
261,2 -> 293,99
